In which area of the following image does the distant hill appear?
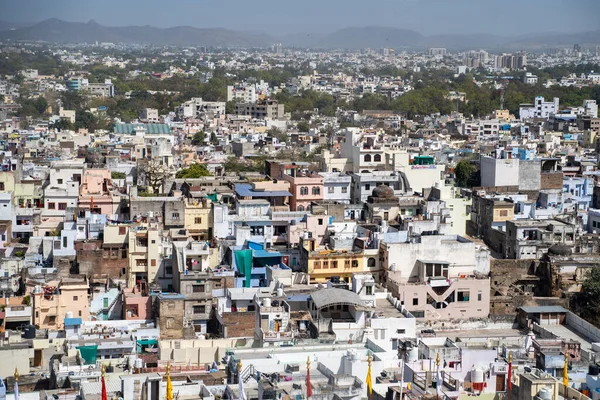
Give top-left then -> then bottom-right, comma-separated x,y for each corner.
0,19 -> 276,47
0,20 -> 34,32
1,19 -> 599,50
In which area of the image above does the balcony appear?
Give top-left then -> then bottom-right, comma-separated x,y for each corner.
261,329 -> 293,342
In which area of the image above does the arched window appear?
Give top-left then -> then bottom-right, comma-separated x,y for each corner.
300,187 -> 308,195
364,154 -> 372,162
297,205 -> 305,212
312,187 -> 320,195
374,154 -> 382,162
368,257 -> 376,268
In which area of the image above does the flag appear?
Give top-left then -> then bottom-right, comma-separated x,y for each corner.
436,367 -> 442,397
238,360 -> 245,400
563,352 -> 569,388
366,353 -> 373,397
306,357 -> 313,398
507,358 -> 512,391
101,375 -> 108,400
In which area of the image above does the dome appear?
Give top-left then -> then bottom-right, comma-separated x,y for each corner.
548,244 -> 572,256
372,185 -> 395,199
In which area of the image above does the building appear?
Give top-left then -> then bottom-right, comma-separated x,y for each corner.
519,96 -> 560,120
32,278 -> 90,330
234,99 -> 285,120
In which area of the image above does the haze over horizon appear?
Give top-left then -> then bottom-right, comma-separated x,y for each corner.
3,0 -> 600,36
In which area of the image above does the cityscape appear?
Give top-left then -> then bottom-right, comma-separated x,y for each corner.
1,1 -> 600,400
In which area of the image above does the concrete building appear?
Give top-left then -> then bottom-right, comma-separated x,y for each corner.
320,172 -> 352,204
234,99 -> 285,120
519,96 -> 560,120
31,278 -> 90,330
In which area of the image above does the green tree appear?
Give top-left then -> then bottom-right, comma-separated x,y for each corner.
192,131 -> 206,145
576,268 -> 600,326
267,127 -> 288,143
210,132 -> 218,145
454,159 -> 480,188
175,163 -> 212,179
111,171 -> 126,179
297,121 -> 310,132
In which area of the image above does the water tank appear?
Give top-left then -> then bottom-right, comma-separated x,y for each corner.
148,211 -> 154,218
590,364 -> 600,376
538,387 -> 553,400
407,347 -> 419,362
263,298 -> 272,307
23,325 -> 36,339
134,358 -> 143,369
472,369 -> 485,383
66,311 -> 74,319
276,288 -> 284,297
299,322 -> 307,331
33,285 -> 42,294
303,232 -> 310,240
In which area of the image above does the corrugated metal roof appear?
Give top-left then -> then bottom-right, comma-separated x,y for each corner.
235,183 -> 292,198
113,123 -> 171,135
518,306 -> 568,314
311,288 -> 365,310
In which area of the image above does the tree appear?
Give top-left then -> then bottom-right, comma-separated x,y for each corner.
454,160 -> 480,188
175,164 -> 212,179
111,171 -> 126,179
267,127 -> 288,143
191,131 -> 206,145
297,121 -> 310,132
137,159 -> 171,194
210,132 -> 218,145
49,118 -> 73,131
576,269 -> 600,326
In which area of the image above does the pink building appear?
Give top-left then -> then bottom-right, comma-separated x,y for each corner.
283,172 -> 324,212
32,278 -> 90,330
122,284 -> 152,320
78,169 -> 120,215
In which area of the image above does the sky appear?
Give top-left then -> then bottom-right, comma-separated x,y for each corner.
3,0 -> 600,36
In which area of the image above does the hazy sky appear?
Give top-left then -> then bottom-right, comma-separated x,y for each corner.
3,0 -> 600,35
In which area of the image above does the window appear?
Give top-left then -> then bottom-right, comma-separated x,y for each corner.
352,260 -> 358,268
457,290 -> 470,302
312,187 -> 320,195
345,260 -> 350,266
119,226 -> 126,235
151,259 -> 156,267
192,285 -> 205,293
78,310 -> 82,317
341,187 -> 348,193
368,258 -> 376,268
314,261 -> 321,269
365,184 -> 371,191
413,298 -> 419,306
0,183 -> 4,191
48,202 -> 56,210
73,296 -> 78,301
63,236 -> 68,248
477,292 -> 482,301
364,154 -> 372,162
297,205 -> 304,212
318,218 -> 323,225
397,329 -> 406,334
331,261 -> 338,269
195,217 -> 202,224
374,154 -> 382,162
328,186 -> 335,193
323,261 -> 329,269
499,210 -> 508,217
193,305 -> 206,314
172,213 -> 180,220
57,179 -> 63,184
300,187 -> 308,195
165,266 -> 173,275
58,203 -> 67,210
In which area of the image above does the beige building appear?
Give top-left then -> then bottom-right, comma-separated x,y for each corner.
128,225 -> 161,287
184,198 -> 213,241
32,278 -> 90,330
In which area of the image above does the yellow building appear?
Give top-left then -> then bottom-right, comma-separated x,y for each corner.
128,226 -> 160,287
184,198 -> 212,241
300,238 -> 367,283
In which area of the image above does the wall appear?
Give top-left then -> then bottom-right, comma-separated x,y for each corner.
519,160 -> 541,191
565,311 -> 600,343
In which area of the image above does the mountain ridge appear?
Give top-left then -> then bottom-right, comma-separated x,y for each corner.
1,19 -> 599,50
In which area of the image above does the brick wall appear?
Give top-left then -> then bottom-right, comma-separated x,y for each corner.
220,312 -> 255,338
540,172 -> 563,190
75,241 -> 127,280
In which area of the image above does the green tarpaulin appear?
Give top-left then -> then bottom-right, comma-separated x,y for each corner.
235,249 -> 253,288
77,345 -> 98,365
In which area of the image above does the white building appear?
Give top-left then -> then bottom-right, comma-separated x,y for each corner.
519,96 -> 560,120
524,72 -> 538,85
320,172 -> 352,204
